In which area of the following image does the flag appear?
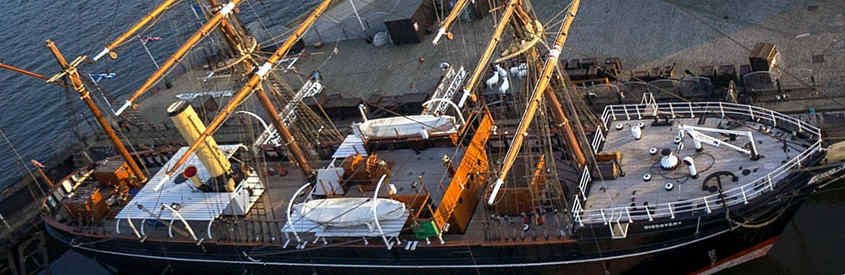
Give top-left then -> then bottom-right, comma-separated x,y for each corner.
89,73 -> 116,83
140,36 -> 162,45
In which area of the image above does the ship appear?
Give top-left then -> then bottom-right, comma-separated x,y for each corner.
0,0 -> 837,274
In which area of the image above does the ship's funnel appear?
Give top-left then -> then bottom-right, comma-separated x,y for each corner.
167,101 -> 235,192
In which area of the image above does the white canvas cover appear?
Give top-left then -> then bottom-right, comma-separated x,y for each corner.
297,198 -> 405,228
358,115 -> 457,139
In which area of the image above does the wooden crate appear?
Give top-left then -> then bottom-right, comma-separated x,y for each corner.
93,160 -> 135,187
66,185 -> 109,222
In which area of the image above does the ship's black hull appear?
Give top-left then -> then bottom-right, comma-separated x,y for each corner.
45,150 -> 822,275
44,195 -> 805,275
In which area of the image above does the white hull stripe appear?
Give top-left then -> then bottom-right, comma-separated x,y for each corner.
695,239 -> 775,275
68,229 -> 731,269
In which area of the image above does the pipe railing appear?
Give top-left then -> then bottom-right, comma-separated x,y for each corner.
578,141 -> 819,225
372,174 -> 392,249
599,102 -> 821,137
573,102 -> 822,226
285,182 -> 312,243
161,203 -> 199,241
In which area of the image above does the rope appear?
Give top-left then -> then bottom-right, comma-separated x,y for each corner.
0,127 -> 44,197
724,191 -> 796,229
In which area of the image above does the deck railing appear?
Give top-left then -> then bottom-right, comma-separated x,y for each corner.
598,102 -> 821,137
573,102 -> 822,226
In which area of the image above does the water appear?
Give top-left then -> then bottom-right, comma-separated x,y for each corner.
2,1 -> 844,274
0,0 -> 318,188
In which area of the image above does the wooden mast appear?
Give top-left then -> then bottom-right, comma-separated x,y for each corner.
0,62 -> 64,87
92,0 -> 180,61
43,40 -> 147,183
114,0 -> 245,116
507,4 -> 585,167
431,0 -> 471,45
488,0 -> 580,205
543,84 -> 587,166
164,0 -> 334,179
203,0 -> 317,180
460,0 -> 520,107
207,0 -> 247,53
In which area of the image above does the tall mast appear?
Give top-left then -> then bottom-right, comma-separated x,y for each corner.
114,0 -> 245,116
431,0 -> 471,45
460,0 -> 520,107
43,40 -> 147,183
163,0 -> 334,179
543,84 -> 587,166
488,0 -> 580,205
511,4 -> 586,167
92,0 -> 181,61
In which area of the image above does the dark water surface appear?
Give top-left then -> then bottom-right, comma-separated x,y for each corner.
0,0 -> 318,188
0,1 -> 843,274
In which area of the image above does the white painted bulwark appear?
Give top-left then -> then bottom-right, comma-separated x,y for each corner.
116,145 -> 264,221
331,135 -> 367,159
298,198 -> 405,228
314,167 -> 345,195
282,201 -> 410,238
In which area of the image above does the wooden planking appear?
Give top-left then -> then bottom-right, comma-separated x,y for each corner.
586,117 -> 798,210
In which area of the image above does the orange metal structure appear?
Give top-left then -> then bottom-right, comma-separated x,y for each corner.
462,0 -> 520,104
44,40 -> 147,183
489,0 -> 579,204
92,0 -> 180,61
530,154 -> 546,187
116,0 -> 245,116
432,110 -> 493,233
521,31 -> 585,167
493,155 -> 545,215
165,0 -> 334,178
543,85 -> 586,167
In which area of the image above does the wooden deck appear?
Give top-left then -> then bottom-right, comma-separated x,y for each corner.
585,117 -> 802,210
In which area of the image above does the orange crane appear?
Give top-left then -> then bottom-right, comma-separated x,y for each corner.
488,0 -> 580,205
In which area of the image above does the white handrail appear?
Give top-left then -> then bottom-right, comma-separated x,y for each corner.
139,219 -> 146,236
286,182 -> 312,243
575,141 -> 821,224
207,218 -> 215,240
161,203 -> 198,241
600,102 -> 822,136
422,99 -> 466,125
126,216 -> 142,238
578,102 -> 823,225
372,174 -> 391,249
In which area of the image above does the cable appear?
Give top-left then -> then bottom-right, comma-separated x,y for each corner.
0,127 -> 44,197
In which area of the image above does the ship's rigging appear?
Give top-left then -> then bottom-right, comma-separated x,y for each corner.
0,1 -> 831,273
0,0 -> 598,235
